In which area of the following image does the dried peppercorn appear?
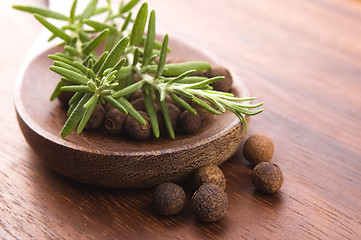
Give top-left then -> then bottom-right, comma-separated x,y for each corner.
104,108 -> 127,134
243,135 -> 274,165
125,111 -> 151,140
193,165 -> 226,190
131,98 -> 147,112
252,162 -> 283,193
152,182 -> 186,216
178,111 -> 201,134
85,104 -> 105,130
191,184 -> 228,222
204,66 -> 233,93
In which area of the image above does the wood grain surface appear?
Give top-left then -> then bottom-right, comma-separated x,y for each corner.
1,0 -> 361,239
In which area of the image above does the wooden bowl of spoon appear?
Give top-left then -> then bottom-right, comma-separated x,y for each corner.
14,38 -> 249,188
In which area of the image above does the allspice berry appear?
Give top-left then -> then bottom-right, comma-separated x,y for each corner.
131,98 -> 147,112
85,104 -> 105,130
194,165 -> 226,190
152,182 -> 186,216
191,184 -> 228,222
243,135 -> 274,165
204,66 -> 233,93
125,111 -> 151,140
104,108 -> 127,134
252,162 -> 283,193
178,111 -> 201,134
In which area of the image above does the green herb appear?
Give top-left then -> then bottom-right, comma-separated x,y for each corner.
14,0 -> 263,138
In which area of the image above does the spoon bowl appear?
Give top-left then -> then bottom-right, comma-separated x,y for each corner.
14,38 -> 249,188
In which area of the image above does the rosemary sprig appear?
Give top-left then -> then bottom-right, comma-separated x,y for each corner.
13,0 -> 263,139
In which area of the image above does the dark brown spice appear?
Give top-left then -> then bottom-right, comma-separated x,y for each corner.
204,66 -> 233,92
243,135 -> 274,165
178,111 -> 201,134
85,104 -> 105,130
152,182 -> 186,216
252,162 -> 283,193
104,102 -> 115,112
130,98 -> 147,112
191,184 -> 228,222
125,111 -> 151,140
193,165 -> 226,190
104,108 -> 127,134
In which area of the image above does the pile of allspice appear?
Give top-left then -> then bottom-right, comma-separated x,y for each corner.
151,134 -> 283,223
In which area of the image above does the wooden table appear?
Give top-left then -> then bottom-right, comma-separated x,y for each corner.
1,0 -> 361,239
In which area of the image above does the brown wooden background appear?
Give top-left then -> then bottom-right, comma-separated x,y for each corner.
1,0 -> 361,239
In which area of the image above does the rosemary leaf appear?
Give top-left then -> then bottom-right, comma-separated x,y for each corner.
168,92 -> 197,114
61,85 -> 91,93
84,94 -> 99,108
143,85 -> 160,138
64,46 -> 81,57
121,12 -> 132,32
98,36 -> 129,76
87,68 -> 96,80
69,92 -> 84,106
120,0 -> 140,13
77,101 -> 97,134
133,48 -> 140,66
33,14 -> 71,42
115,66 -> 132,81
192,97 -> 221,115
140,36 -> 171,52
104,96 -> 128,114
117,97 -> 146,125
13,5 -> 68,20
186,76 -> 224,89
93,7 -> 108,15
155,34 -> 168,79
82,29 -> 109,55
72,61 -> 88,75
112,80 -> 144,98
61,93 -> 91,137
174,76 -> 207,84
50,80 -> 67,101
48,34 -> 56,42
232,110 -> 248,132
53,61 -> 83,75
149,61 -> 211,77
50,66 -> 89,85
173,88 -> 194,99
166,70 -> 196,84
78,0 -> 98,20
111,58 -> 126,73
93,51 -> 109,74
143,10 -> 156,67
67,103 -> 76,116
130,2 -> 148,46
205,97 -> 226,113
70,0 -> 77,22
83,19 -> 118,34
158,100 -> 175,139
104,34 -> 116,52
79,30 -> 92,42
